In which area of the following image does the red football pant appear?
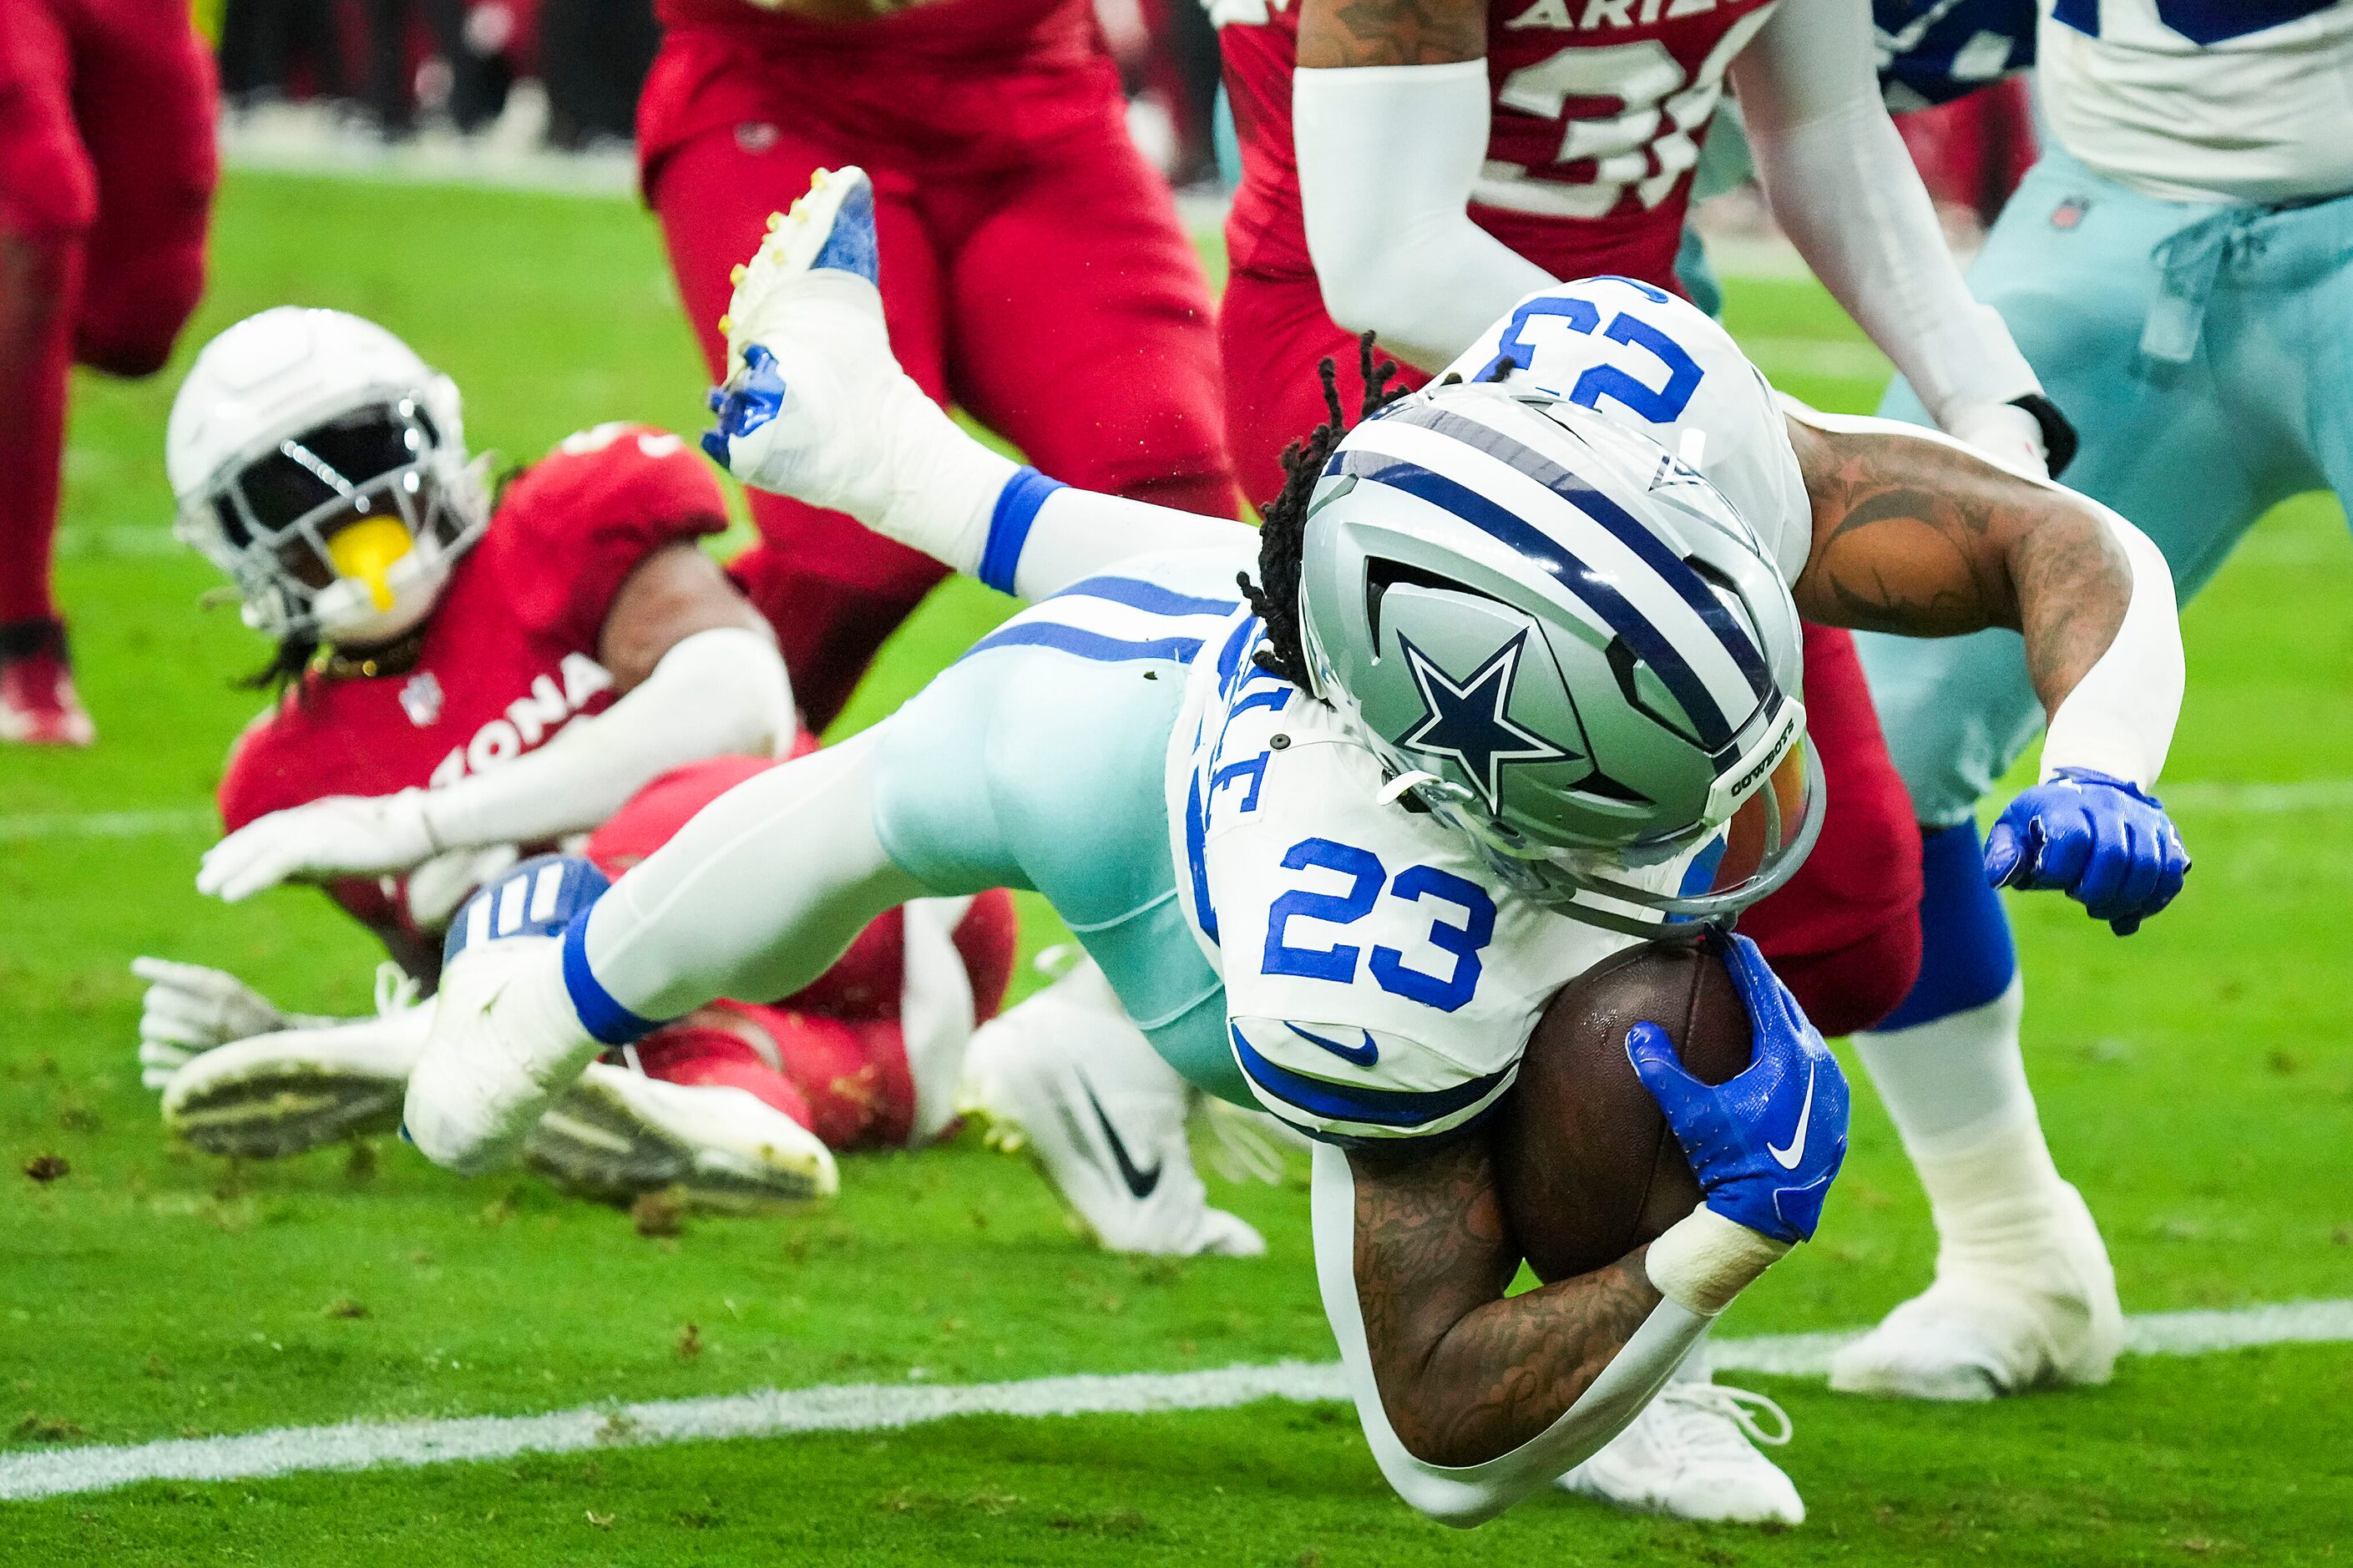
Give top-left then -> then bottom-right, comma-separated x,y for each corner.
1220,276 -> 1923,1034
0,0 -> 215,625
645,48 -> 1238,729
584,755 -> 1020,1147
1895,78 -> 2038,230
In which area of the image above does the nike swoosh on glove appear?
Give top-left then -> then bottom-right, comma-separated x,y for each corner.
1984,766 -> 2190,936
1627,934 -> 1850,1244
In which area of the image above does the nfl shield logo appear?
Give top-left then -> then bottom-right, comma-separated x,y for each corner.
400,672 -> 445,728
2052,196 -> 2089,230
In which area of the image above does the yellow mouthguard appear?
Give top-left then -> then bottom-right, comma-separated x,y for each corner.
326,517 -> 415,612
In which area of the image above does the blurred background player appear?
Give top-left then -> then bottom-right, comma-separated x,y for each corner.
1844,0 -> 2353,1402
1875,0 -> 2041,255
145,305 -> 1010,1206
0,0 -> 219,745
149,305 -> 1255,1249
639,0 -> 1242,730
143,755 -> 1021,1211
1202,0 -> 2081,1516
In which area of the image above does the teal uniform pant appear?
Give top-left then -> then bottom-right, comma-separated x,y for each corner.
1858,147 -> 2353,826
867,560 -> 1254,1105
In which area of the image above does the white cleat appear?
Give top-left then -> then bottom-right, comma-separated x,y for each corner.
524,1061 -> 837,1211
403,935 -> 603,1176
706,164 -> 1011,539
960,960 -> 1265,1258
1829,1181 -> 2123,1401
1558,1377 -> 1804,1526
163,998 -> 432,1158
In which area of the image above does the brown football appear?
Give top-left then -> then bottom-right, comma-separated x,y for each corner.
1494,935 -> 1753,1283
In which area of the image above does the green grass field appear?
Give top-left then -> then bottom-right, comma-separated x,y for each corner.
3,171 -> 2350,1565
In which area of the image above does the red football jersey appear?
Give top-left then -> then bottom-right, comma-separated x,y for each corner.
1220,0 -> 1779,290
217,423 -> 732,932
652,0 -> 1098,65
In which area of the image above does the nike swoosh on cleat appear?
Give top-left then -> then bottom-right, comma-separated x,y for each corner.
1081,1083 -> 1163,1199
1287,1023 -> 1379,1068
1768,1060 -> 1815,1171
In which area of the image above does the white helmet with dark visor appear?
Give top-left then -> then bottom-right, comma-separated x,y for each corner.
1293,381 -> 1821,935
166,308 -> 488,647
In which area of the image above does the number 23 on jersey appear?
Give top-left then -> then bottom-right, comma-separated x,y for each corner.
1262,837 -> 1499,1013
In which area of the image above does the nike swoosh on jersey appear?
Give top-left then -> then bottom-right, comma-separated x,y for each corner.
1287,1023 -> 1379,1068
1768,1060 -> 1816,1171
1082,1084 -> 1163,1198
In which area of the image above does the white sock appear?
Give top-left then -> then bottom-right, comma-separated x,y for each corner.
1004,488 -> 1259,601
1852,978 -> 2072,1263
899,896 -> 979,1145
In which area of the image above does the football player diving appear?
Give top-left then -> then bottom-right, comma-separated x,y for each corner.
142,309 -> 1260,1237
400,172 -> 2189,1524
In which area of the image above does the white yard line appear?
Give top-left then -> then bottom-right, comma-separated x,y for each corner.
0,808 -> 213,843
2164,779 -> 2353,814
3,1298 -> 2348,1505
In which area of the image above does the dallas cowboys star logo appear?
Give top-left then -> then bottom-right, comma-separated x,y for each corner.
1396,633 -> 1575,808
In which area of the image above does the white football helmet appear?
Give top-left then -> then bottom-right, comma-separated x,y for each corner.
166,308 -> 489,647
1293,381 -> 1821,933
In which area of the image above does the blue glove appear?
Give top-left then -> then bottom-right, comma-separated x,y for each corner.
1984,766 -> 2189,936
700,343 -> 787,473
1627,934 -> 1850,1244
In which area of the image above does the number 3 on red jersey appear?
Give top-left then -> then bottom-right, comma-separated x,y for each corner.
1479,0 -> 1779,219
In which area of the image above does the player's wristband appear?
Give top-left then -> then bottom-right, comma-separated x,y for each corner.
1645,1208 -> 1791,1316
2011,393 -> 2077,478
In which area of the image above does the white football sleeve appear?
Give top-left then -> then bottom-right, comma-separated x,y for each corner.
1731,0 -> 2047,461
417,625 -> 793,852
1293,61 -> 1557,373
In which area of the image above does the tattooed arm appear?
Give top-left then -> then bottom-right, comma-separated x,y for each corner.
1288,0 -> 1553,368
1296,0 -> 1483,66
1784,407 -> 2189,928
1786,411 -> 2180,772
1345,1136 -> 1662,1465
1311,1140 -> 1745,1526
1786,412 -> 2134,706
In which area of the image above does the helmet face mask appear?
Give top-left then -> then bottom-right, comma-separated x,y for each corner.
168,309 -> 489,650
1295,381 -> 1817,930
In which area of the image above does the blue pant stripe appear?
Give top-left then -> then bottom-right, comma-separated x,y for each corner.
1058,574 -> 1241,620
962,621 -> 1204,666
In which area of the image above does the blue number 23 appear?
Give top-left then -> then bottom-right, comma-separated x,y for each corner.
1262,838 -> 1498,1014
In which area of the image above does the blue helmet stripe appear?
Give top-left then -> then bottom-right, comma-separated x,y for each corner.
1400,406 -> 1771,698
1230,1025 -> 1513,1130
1327,449 -> 1735,751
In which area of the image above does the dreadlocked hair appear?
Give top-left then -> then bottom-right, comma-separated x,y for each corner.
239,635 -> 321,695
1237,331 -> 1411,693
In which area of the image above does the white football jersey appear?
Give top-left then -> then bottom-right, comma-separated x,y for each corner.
1440,276 -> 1815,584
1159,276 -> 1795,1143
1166,614 -> 1693,1142
2037,0 -> 2353,205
